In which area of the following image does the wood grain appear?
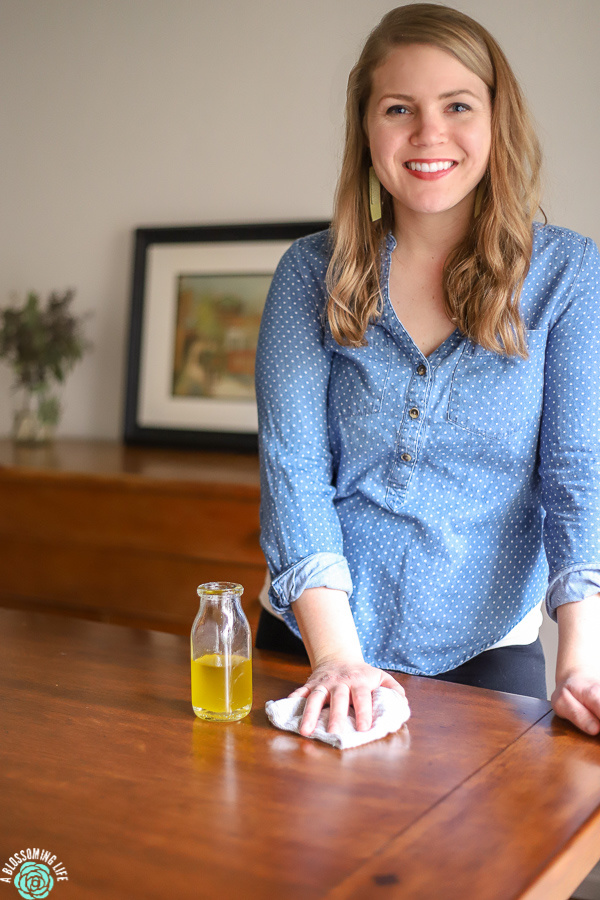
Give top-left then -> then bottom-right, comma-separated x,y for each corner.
0,476 -> 262,559
0,535 -> 263,631
3,608 -> 599,899
0,439 -> 264,633
328,716 -> 600,900
0,438 -> 261,486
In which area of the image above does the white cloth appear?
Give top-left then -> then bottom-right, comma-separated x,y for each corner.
265,687 -> 410,749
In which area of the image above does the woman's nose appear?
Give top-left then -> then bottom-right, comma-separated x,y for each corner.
410,112 -> 447,146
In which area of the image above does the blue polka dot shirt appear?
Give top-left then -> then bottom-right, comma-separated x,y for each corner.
255,223 -> 600,676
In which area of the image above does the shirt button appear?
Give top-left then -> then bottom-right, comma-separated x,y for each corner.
401,452 -> 412,463
416,364 -> 427,376
409,407 -> 420,419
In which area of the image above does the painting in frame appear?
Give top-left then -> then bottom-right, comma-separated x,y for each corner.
124,221 -> 329,451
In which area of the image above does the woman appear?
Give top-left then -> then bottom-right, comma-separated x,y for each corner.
255,4 -> 600,737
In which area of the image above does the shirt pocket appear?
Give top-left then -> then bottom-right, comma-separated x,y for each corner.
325,327 -> 391,416
446,328 -> 547,441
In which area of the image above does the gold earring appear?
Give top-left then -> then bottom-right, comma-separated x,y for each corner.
369,166 -> 382,222
474,180 -> 485,218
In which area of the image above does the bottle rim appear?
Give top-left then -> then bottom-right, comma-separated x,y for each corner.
197,581 -> 244,597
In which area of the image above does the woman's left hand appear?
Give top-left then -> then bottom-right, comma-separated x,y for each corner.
551,668 -> 600,735
553,595 -> 600,735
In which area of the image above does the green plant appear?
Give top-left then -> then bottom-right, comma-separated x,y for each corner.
0,290 -> 91,392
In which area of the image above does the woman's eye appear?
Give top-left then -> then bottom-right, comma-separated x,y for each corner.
449,102 -> 471,113
386,104 -> 410,116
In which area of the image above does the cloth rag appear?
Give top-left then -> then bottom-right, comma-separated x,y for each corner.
265,687 -> 410,749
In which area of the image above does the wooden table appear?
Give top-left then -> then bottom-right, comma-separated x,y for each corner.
2,608 -> 600,900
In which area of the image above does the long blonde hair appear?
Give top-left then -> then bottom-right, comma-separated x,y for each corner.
326,3 -> 544,357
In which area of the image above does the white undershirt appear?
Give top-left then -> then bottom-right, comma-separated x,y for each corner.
487,602 -> 543,648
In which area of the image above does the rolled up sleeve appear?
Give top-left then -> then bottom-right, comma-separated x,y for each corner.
546,567 -> 600,615
269,552 -> 353,614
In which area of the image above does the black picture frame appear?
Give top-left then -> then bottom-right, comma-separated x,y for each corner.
123,221 -> 329,452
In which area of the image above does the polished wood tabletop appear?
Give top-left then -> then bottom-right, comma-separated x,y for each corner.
2,607 -> 600,900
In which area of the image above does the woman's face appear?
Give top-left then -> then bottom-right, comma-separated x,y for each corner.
365,43 -> 492,224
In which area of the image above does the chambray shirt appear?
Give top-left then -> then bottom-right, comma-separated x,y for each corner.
255,223 -> 600,676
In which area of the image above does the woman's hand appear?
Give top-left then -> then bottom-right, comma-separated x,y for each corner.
288,586 -> 404,735
289,660 -> 406,736
551,669 -> 600,736
554,595 -> 600,735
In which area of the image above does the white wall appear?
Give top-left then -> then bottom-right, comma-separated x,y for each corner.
1,0 -> 599,696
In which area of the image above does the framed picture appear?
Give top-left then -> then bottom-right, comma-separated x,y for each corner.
124,221 -> 329,451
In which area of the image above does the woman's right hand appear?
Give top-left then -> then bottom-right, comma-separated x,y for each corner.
289,659 -> 406,736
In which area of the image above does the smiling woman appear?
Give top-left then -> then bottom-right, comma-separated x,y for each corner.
255,3 -> 600,742
365,44 -> 491,219
327,4 -> 542,359
365,42 -> 493,357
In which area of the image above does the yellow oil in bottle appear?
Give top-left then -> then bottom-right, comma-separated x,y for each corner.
191,653 -> 252,721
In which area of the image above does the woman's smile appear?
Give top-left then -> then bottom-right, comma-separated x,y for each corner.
403,159 -> 458,178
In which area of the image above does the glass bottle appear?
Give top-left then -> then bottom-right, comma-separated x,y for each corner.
190,582 -> 252,721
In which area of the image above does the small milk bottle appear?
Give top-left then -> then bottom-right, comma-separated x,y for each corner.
191,582 -> 252,721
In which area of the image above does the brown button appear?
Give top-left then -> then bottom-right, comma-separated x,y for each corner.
409,407 -> 420,419
401,452 -> 412,463
417,364 -> 427,376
